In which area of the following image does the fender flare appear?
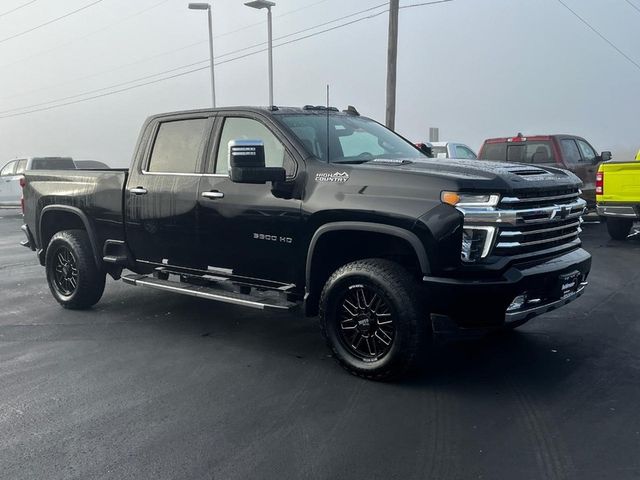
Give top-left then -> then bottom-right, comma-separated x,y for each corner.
38,205 -> 102,267
305,221 -> 430,290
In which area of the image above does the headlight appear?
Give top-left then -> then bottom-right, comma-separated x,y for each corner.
441,191 -> 500,207
441,191 -> 500,262
461,226 -> 496,262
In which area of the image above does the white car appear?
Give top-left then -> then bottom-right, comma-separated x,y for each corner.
430,142 -> 477,159
0,157 -> 75,206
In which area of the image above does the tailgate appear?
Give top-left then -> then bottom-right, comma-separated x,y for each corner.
598,162 -> 640,203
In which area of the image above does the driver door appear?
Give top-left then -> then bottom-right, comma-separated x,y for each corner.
196,114 -> 303,284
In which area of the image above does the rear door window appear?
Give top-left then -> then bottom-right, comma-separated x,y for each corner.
147,119 -> 208,173
560,139 -> 581,164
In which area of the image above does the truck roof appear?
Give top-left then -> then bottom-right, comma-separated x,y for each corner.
148,106 -> 358,122
483,134 -> 585,144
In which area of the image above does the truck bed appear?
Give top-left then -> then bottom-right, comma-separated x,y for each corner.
23,169 -> 129,252
598,161 -> 640,203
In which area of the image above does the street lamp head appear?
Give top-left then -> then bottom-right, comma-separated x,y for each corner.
188,2 -> 210,10
244,0 -> 275,10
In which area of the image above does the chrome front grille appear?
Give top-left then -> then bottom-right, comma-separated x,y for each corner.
493,190 -> 585,256
458,187 -> 586,259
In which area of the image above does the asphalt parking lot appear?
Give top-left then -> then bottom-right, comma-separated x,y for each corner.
0,208 -> 638,480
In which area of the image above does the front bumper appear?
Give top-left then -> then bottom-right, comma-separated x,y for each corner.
596,204 -> 639,219
422,248 -> 591,328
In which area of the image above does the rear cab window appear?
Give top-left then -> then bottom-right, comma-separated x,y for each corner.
480,140 -> 555,164
30,158 -> 76,170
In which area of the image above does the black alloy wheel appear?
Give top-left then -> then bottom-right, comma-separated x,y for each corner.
338,284 -> 395,361
45,230 -> 105,309
52,246 -> 78,296
319,258 -> 427,381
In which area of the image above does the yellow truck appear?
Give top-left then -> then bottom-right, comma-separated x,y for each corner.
596,160 -> 640,240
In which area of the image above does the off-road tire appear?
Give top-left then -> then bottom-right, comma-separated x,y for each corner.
606,218 -> 633,240
319,259 -> 427,381
45,230 -> 105,309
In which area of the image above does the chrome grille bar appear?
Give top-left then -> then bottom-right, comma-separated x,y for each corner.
501,192 -> 580,204
499,220 -> 581,237
496,229 -> 581,249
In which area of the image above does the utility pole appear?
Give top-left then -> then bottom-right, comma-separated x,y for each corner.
385,0 -> 399,130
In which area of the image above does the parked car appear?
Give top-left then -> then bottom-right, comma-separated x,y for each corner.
430,142 -> 477,159
478,134 -> 611,207
596,159 -> 640,239
21,106 -> 591,380
0,157 -> 75,206
74,160 -> 110,169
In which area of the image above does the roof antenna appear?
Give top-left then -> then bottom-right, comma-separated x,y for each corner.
326,84 -> 330,163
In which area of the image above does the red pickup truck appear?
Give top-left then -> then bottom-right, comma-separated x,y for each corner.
478,134 -> 612,207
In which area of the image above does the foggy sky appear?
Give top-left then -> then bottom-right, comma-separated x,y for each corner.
0,0 -> 638,167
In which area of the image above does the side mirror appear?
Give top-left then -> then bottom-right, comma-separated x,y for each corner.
228,140 -> 286,184
414,142 -> 433,157
600,151 -> 612,162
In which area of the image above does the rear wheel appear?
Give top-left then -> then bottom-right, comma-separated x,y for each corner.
319,259 -> 427,381
606,218 -> 633,240
46,230 -> 105,309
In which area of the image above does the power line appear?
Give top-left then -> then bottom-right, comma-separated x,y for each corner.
0,60 -> 210,115
0,66 -> 212,120
556,0 -> 640,71
0,0 -> 171,69
0,0 -> 452,119
400,0 -> 453,9
624,0 -> 640,14
0,0 -> 37,18
2,2 -> 389,103
0,10 -> 389,118
0,0 -> 103,45
1,0 -> 329,70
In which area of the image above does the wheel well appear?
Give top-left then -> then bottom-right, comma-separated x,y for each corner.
306,230 -> 423,316
38,210 -> 103,269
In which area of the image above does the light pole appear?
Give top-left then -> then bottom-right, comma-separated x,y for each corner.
188,2 -> 216,107
244,0 -> 276,107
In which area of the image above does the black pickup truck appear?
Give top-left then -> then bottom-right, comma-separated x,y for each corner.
21,106 -> 591,380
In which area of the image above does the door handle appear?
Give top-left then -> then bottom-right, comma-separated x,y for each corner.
201,190 -> 224,199
130,187 -> 148,195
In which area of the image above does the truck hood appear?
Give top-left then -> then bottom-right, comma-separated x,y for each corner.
354,157 -> 582,194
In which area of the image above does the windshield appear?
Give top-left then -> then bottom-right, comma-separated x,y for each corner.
278,114 -> 425,163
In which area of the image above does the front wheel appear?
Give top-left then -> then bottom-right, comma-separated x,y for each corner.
319,259 -> 427,381
606,218 -> 633,240
45,230 -> 105,309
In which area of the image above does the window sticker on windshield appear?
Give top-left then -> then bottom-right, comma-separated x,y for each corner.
316,172 -> 349,183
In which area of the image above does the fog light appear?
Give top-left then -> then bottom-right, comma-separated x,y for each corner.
507,294 -> 527,312
461,226 -> 496,262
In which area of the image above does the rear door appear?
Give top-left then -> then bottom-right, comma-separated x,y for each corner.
196,113 -> 303,284
124,114 -> 214,270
